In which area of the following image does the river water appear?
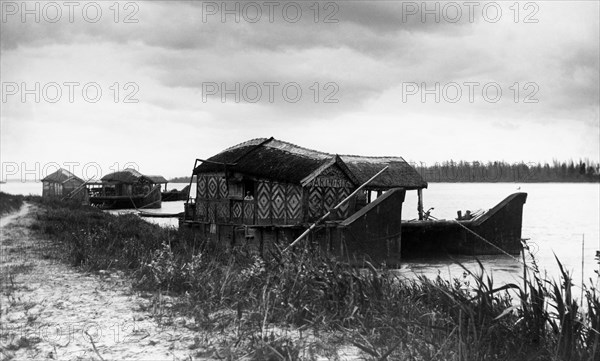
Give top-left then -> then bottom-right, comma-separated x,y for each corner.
2,182 -> 599,287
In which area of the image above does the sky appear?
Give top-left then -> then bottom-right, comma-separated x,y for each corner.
1,0 -> 599,180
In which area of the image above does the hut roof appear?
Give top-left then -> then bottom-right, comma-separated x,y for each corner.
101,169 -> 167,184
101,168 -> 143,183
194,138 -> 427,189
340,156 -> 427,190
100,168 -> 158,184
194,138 -> 349,184
42,168 -> 83,184
145,175 -> 168,183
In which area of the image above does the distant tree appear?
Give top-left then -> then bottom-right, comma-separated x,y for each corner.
418,159 -> 599,183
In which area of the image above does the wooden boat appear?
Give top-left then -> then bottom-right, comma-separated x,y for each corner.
161,185 -> 190,202
401,193 -> 528,257
138,210 -> 184,218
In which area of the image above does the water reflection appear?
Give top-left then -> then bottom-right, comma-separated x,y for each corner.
395,254 -> 525,286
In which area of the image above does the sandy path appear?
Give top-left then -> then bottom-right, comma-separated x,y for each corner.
0,204 -> 206,361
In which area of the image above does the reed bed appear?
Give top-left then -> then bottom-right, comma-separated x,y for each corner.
26,196 -> 600,360
0,191 -> 24,216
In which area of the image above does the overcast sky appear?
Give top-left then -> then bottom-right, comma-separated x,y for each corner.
1,0 -> 598,180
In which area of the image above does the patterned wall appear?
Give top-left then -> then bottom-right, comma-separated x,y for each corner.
307,165 -> 354,220
196,173 -> 230,223
195,166 -> 352,225
256,181 -> 303,225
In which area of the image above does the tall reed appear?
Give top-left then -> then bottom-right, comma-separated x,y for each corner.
29,198 -> 600,360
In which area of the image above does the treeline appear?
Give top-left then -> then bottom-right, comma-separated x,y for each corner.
168,160 -> 600,183
411,160 -> 600,183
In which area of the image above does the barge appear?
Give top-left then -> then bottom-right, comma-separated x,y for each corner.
179,138 -> 527,265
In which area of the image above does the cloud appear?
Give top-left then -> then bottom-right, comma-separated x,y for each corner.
1,0 -> 598,172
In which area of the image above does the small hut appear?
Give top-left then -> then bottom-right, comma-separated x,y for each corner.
88,168 -> 165,209
41,168 -> 89,204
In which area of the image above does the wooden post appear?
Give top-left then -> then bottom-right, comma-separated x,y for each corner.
417,188 -> 424,220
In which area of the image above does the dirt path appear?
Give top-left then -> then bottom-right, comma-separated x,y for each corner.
0,204 -> 206,361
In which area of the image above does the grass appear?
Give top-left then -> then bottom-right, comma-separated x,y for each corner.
25,197 -> 600,360
0,192 -> 24,216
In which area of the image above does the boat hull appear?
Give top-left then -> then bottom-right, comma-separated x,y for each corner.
401,193 -> 527,257
89,185 -> 162,209
179,191 -> 527,267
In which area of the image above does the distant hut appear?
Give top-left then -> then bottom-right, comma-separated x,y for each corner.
41,168 -> 89,204
88,168 -> 165,209
181,138 -> 427,264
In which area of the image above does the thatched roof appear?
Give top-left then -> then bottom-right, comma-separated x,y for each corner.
194,138 -> 427,189
145,175 -> 168,183
102,168 -> 143,183
341,156 -> 427,190
194,138 -> 353,184
42,168 -> 83,184
101,168 -> 167,184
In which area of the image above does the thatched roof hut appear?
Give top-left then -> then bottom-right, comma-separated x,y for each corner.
41,168 -> 88,204
188,137 -> 428,226
88,168 -> 165,209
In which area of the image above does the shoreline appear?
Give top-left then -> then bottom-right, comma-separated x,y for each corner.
1,196 -> 599,360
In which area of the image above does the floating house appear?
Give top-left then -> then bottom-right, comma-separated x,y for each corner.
88,168 -> 165,209
41,168 -> 89,204
180,138 -> 527,264
181,138 -> 427,264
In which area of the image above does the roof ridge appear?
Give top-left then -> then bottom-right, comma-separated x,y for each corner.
269,139 -> 408,161
267,138 -> 333,157
341,154 -> 407,161
220,137 -> 408,162
58,168 -> 76,177
223,138 -> 269,152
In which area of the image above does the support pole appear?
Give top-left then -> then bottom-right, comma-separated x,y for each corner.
185,159 -> 199,205
285,165 -> 389,251
417,188 -> 424,220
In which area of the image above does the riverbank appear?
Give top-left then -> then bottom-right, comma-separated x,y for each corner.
0,192 -> 23,216
1,193 -> 599,360
0,203 -> 210,360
